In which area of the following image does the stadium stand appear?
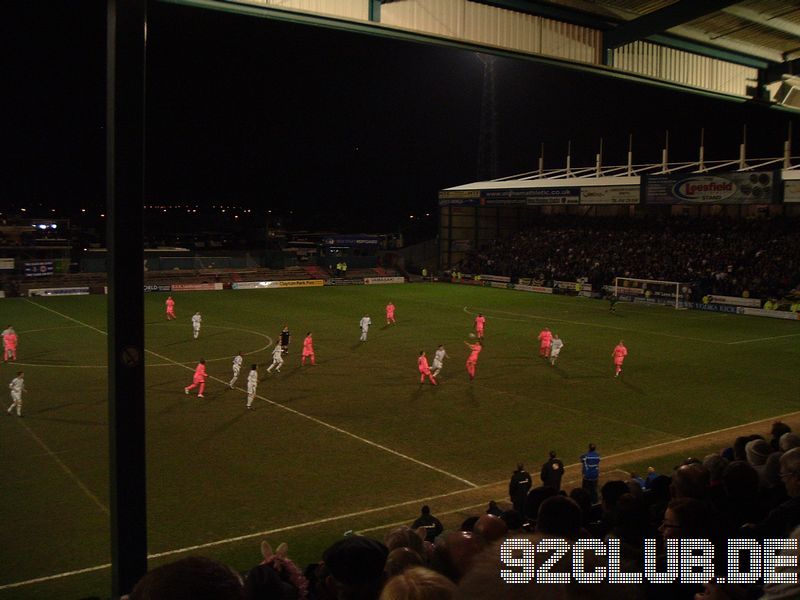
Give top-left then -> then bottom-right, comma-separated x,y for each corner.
460,216 -> 800,302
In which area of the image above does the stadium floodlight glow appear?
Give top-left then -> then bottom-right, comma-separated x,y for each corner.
51,224 -> 57,229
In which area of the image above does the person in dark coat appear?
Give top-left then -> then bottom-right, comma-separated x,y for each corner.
279,325 -> 290,355
508,463 -> 532,514
540,450 -> 565,491
411,505 -> 443,543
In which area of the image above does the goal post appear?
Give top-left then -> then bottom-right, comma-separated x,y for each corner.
613,277 -> 683,309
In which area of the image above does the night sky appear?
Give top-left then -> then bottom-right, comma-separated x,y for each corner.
6,1 -> 799,232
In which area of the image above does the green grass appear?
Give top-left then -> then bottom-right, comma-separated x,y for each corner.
1,283 -> 799,598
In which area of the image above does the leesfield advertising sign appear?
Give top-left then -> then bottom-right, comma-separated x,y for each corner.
646,171 -> 776,204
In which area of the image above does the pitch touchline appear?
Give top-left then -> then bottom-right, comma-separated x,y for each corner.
4,409 -> 800,591
462,306 -> 724,344
23,299 -> 478,491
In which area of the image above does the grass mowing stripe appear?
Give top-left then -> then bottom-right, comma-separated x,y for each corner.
24,299 -> 479,489
17,420 -> 109,515
462,306 -> 725,345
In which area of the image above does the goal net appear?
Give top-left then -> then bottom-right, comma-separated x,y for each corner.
613,277 -> 684,309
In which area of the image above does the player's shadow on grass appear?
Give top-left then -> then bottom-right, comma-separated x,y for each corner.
157,397 -> 194,415
271,366 -> 304,381
26,414 -> 105,426
34,401 -> 86,414
410,384 -> 431,402
198,411 -> 248,445
465,384 -> 477,404
552,369 -> 605,380
620,378 -> 645,395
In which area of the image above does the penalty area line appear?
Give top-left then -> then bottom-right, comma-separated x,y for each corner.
18,420 -> 109,516
728,333 -> 800,345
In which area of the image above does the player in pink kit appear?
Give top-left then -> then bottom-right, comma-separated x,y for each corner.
386,302 -> 396,325
464,340 -> 483,381
612,340 -> 628,378
3,326 -> 18,362
165,296 -> 176,320
537,328 -> 553,358
418,351 -> 437,385
474,314 -> 486,339
184,359 -> 207,397
301,332 -> 316,366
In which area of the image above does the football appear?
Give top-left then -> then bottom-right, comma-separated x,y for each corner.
468,333 -> 476,338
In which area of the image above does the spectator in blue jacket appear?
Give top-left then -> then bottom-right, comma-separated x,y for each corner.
580,443 -> 601,504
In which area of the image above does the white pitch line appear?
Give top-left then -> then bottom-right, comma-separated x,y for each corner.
24,299 -> 478,489
462,306 -> 724,344
728,333 -> 800,345
4,406 -> 800,592
17,420 -> 109,516
0,563 -> 113,592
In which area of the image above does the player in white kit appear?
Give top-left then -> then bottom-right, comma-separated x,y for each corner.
191,312 -> 202,339
229,351 -> 244,388
359,314 -> 372,342
431,345 -> 449,378
266,344 -> 284,374
246,364 -> 258,410
549,335 -> 564,366
7,371 -> 25,417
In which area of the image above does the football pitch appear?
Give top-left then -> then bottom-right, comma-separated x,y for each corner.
1,283 -> 799,598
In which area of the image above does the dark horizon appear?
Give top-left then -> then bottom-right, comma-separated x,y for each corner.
5,0 -> 799,233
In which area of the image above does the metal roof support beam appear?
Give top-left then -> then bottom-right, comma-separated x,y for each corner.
369,0 -> 380,23
474,0 -> 614,31
605,0 -> 741,50
646,33 -> 771,69
162,0 -> 800,114
722,5 -> 800,39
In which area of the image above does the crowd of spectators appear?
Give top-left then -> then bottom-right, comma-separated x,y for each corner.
460,216 -> 800,300
122,421 -> 800,600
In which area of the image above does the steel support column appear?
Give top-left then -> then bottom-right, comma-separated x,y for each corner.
106,0 -> 148,597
